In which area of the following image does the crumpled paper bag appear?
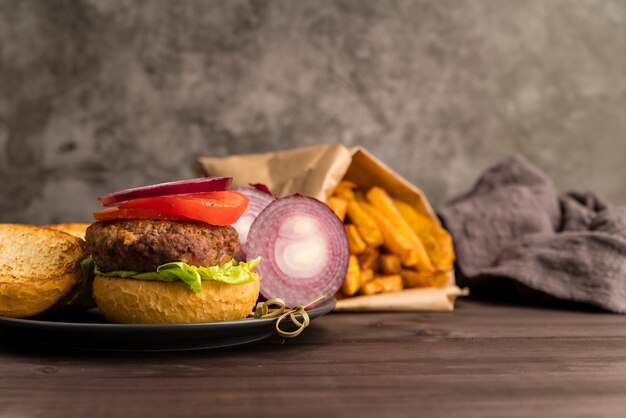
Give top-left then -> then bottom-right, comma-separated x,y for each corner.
199,144 -> 466,312
199,144 -> 352,201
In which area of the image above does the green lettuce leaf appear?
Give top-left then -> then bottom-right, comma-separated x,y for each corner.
95,257 -> 261,293
55,257 -> 97,310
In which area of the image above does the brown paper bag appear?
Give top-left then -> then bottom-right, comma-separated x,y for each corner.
199,144 -> 352,201
198,144 -> 466,312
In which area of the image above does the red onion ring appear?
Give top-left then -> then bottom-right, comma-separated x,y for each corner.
245,195 -> 349,308
231,187 -> 276,247
98,177 -> 232,206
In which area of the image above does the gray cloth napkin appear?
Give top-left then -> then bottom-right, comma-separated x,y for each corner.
439,155 -> 626,313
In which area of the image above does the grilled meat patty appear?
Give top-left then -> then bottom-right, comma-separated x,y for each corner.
85,220 -> 240,273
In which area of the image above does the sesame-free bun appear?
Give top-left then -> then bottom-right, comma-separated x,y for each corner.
92,275 -> 260,324
0,224 -> 84,318
45,223 -> 91,240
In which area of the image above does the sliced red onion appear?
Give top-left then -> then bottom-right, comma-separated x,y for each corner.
98,177 -> 232,206
245,195 -> 349,307
249,183 -> 274,196
231,187 -> 276,251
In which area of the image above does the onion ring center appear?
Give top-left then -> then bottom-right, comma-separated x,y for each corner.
274,216 -> 328,279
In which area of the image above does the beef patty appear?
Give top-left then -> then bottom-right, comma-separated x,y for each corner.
85,220 -> 240,272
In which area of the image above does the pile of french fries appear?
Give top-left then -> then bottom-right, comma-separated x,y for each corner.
327,181 -> 455,298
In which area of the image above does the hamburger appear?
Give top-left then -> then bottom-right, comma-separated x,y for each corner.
84,178 -> 261,324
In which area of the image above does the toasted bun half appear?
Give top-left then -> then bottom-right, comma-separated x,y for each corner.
0,224 -> 84,318
45,223 -> 91,239
92,276 -> 261,324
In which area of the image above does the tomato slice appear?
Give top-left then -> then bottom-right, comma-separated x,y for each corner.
93,191 -> 249,225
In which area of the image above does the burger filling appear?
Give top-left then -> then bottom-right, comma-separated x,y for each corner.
84,219 -> 260,292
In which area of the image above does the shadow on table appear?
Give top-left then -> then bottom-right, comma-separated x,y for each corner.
460,277 -> 609,314
0,319 -> 335,361
0,329 -> 315,359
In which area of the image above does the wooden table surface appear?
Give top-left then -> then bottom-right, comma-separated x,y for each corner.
1,299 -> 626,418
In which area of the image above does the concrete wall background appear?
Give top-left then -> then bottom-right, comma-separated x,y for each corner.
0,0 -> 624,224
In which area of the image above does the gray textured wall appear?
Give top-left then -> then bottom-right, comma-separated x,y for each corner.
1,0 -> 625,224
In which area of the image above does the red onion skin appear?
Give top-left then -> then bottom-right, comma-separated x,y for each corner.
249,183 -> 275,197
98,177 -> 232,206
245,195 -> 349,308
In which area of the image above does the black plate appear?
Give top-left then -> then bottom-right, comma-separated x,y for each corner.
0,299 -> 335,352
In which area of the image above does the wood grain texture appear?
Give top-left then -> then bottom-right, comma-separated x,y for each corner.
1,300 -> 626,418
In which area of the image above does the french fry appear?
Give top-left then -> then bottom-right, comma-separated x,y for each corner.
345,224 -> 367,255
335,180 -> 455,302
422,227 -> 455,270
346,200 -> 384,247
378,275 -> 403,292
334,188 -> 355,202
361,275 -> 403,295
342,255 -> 361,296
400,269 -> 450,289
366,187 -> 415,240
366,187 -> 434,272
327,197 -> 348,221
392,199 -> 431,226
379,254 -> 401,274
334,180 -> 358,193
332,181 -> 356,202
358,247 -> 379,270
353,189 -> 365,202
360,268 -> 374,286
394,199 -> 455,270
361,278 -> 384,295
359,201 -> 420,268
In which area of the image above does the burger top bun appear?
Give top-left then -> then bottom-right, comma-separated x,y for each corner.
0,224 -> 85,318
93,275 -> 260,324
45,223 -> 91,240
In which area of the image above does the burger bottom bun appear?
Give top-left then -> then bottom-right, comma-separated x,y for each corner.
92,275 -> 261,324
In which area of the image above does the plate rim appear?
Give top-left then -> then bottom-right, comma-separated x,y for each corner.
0,298 -> 336,331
